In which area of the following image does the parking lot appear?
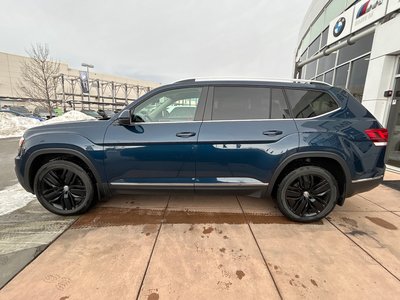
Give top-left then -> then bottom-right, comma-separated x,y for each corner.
1,167 -> 400,299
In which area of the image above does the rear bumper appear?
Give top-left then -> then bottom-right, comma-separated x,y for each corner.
346,175 -> 383,197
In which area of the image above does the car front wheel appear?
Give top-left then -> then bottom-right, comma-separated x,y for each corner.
277,166 -> 338,222
34,160 -> 94,215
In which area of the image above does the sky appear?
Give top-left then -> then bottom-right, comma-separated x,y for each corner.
0,0 -> 312,84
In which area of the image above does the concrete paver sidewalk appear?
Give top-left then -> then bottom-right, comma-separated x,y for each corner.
1,172 -> 400,299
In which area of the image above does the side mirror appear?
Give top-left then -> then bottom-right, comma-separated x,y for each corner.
117,110 -> 131,126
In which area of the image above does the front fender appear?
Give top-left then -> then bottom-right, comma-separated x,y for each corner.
19,132 -> 106,192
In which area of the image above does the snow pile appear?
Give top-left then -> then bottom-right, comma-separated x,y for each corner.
0,112 -> 41,138
43,110 -> 96,124
0,183 -> 36,216
0,110 -> 97,139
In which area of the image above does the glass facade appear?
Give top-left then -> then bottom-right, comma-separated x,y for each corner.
298,0 -> 357,55
299,32 -> 373,101
386,75 -> 400,169
308,36 -> 321,58
305,60 -> 317,80
317,52 -> 337,74
334,63 -> 349,88
337,34 -> 373,65
324,70 -> 334,84
347,55 -> 370,101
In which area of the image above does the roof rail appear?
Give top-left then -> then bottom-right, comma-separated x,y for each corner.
186,77 -> 332,87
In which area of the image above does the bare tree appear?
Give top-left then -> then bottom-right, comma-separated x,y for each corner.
18,44 -> 60,117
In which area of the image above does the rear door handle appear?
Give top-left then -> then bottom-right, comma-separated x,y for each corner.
176,132 -> 196,138
263,130 -> 283,136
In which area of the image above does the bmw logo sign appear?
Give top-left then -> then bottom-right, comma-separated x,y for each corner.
333,17 -> 346,37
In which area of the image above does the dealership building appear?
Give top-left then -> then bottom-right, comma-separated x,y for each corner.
295,0 -> 400,170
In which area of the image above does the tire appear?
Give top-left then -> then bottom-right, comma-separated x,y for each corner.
34,160 -> 95,215
276,166 -> 338,222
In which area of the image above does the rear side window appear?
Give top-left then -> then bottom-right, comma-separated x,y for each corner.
211,87 -> 290,120
285,89 -> 339,118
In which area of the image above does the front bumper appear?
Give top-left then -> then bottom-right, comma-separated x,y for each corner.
15,156 -> 33,193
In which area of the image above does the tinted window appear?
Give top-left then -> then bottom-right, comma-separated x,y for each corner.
324,70 -> 334,85
285,89 -> 339,118
308,36 -> 321,58
317,52 -> 337,74
337,33 -> 373,65
348,55 -> 370,102
320,27 -> 328,49
305,60 -> 317,80
271,89 -> 290,119
212,87 -> 289,120
334,63 -> 349,88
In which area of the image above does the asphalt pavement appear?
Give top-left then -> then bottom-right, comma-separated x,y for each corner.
0,138 -> 19,190
0,137 -> 77,288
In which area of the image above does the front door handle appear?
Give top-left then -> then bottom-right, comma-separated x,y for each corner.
176,132 -> 196,138
263,130 -> 283,136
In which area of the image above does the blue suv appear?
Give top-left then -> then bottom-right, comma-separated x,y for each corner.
15,79 -> 388,222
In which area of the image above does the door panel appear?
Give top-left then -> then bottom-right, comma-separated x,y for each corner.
196,120 -> 298,185
104,122 -> 201,186
103,86 -> 206,188
196,86 -> 299,187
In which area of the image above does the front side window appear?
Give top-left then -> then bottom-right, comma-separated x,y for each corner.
133,87 -> 202,122
285,89 -> 339,118
211,87 -> 290,121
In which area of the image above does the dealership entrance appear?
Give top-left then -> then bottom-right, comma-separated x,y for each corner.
386,58 -> 400,169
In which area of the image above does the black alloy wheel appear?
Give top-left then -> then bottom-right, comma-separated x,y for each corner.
277,166 -> 338,222
34,160 -> 94,215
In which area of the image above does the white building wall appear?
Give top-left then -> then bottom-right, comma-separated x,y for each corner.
362,15 -> 400,126
0,51 -> 160,99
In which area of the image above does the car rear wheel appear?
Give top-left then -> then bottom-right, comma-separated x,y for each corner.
34,160 -> 94,215
276,166 -> 338,222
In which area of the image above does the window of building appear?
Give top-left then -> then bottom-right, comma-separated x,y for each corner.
285,89 -> 339,118
317,51 -> 337,74
337,33 -> 374,65
334,63 -> 349,88
324,0 -> 347,28
397,57 -> 400,74
325,70 -> 334,85
305,60 -> 317,80
316,75 -> 323,82
299,50 -> 308,79
308,36 -> 321,58
348,55 -> 370,101
300,31 -> 311,56
211,87 -> 289,120
320,28 -> 328,49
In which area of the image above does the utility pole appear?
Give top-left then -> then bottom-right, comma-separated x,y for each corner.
81,63 -> 94,110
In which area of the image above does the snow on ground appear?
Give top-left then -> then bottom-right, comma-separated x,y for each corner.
0,113 -> 41,138
0,183 -> 36,216
0,110 -> 96,139
43,110 -> 95,124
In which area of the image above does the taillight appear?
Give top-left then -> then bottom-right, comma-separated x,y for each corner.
364,128 -> 388,146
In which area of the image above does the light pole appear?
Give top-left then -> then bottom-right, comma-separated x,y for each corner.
81,63 -> 94,110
